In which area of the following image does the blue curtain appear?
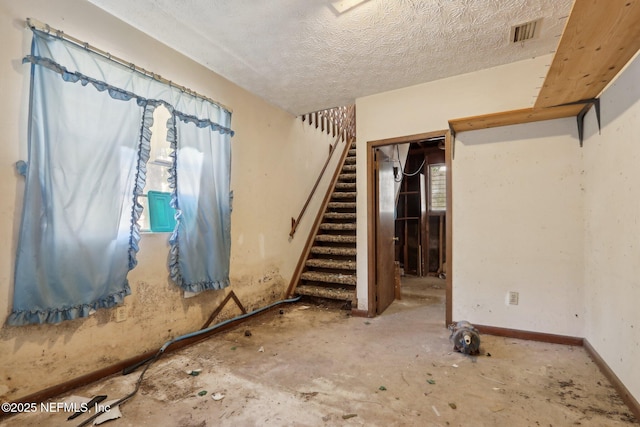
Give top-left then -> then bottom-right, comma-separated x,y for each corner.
9,29 -> 233,325
168,113 -> 232,293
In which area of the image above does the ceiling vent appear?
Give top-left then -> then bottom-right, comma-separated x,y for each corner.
511,19 -> 542,43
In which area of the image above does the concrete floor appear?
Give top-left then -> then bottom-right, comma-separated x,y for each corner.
3,276 -> 638,426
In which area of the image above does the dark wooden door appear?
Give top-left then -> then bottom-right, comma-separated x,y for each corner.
375,148 -> 396,314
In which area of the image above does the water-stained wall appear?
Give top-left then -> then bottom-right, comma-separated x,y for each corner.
0,0 -> 339,401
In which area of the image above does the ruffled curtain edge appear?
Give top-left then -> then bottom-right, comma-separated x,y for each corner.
7,283 -> 131,325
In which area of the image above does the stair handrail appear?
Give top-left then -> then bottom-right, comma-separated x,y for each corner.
290,105 -> 356,238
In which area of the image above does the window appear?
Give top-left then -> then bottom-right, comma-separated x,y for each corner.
429,163 -> 446,212
9,26 -> 234,325
138,105 -> 176,233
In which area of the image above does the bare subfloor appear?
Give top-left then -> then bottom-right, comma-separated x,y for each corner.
3,276 -> 638,426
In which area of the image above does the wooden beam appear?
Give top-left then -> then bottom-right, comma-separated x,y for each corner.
536,0 -> 640,108
448,104 -> 584,134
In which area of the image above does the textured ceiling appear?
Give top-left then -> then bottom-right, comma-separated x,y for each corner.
86,0 -> 573,115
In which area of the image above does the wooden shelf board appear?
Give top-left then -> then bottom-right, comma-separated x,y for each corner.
449,104 -> 584,134
536,0 -> 640,108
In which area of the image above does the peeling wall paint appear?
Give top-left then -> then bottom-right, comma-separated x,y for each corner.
0,0 -> 338,401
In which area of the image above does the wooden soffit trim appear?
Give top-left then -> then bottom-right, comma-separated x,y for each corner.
449,0 -> 640,135
448,104 -> 584,134
536,0 -> 640,108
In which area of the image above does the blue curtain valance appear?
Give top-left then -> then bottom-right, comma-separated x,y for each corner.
29,30 -> 232,132
21,55 -> 234,137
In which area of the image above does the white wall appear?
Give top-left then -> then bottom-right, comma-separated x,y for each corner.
453,120 -> 584,336
583,53 -> 640,402
355,37 -> 640,406
355,54 -> 586,329
0,0 -> 339,401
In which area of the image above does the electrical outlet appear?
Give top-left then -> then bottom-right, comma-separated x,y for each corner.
115,306 -> 127,322
508,291 -> 519,305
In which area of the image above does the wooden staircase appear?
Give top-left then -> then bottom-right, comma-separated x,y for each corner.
294,142 -> 357,305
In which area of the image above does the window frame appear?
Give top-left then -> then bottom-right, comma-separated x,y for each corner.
428,163 -> 447,214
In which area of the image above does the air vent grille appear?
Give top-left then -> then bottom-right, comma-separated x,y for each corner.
511,19 -> 541,43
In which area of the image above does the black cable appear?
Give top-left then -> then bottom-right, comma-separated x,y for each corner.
394,144 -> 426,182
76,296 -> 301,427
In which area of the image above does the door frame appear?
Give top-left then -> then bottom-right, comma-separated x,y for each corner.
366,130 -> 453,325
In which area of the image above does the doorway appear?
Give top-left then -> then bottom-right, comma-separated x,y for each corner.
367,130 -> 452,324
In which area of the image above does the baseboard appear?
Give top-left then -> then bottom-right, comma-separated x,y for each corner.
1,305 -> 278,419
583,339 -> 640,422
475,325 -> 639,421
350,309 -> 369,318
474,324 -> 584,346
1,350 -> 155,418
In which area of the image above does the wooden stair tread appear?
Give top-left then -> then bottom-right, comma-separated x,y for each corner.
305,259 -> 356,270
319,222 -> 357,231
327,201 -> 356,209
331,192 -> 357,199
310,246 -> 357,256
338,173 -> 356,181
315,234 -> 356,243
295,284 -> 355,301
300,271 -> 357,286
334,182 -> 356,190
320,222 -> 356,231
323,212 -> 356,219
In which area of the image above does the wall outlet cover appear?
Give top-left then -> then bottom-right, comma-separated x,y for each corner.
115,306 -> 127,322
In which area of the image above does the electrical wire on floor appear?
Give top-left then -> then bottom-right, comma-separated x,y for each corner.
76,295 -> 301,427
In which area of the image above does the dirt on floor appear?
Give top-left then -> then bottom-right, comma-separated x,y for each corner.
2,277 -> 638,426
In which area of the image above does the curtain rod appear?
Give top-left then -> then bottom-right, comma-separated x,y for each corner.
25,18 -> 233,114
